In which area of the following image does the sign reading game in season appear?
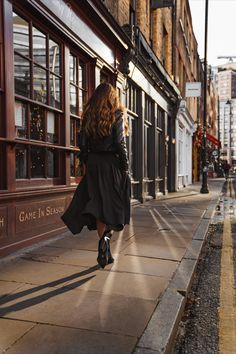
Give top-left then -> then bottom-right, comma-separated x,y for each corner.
185,82 -> 202,97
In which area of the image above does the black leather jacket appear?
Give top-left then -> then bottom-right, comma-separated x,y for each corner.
79,111 -> 129,172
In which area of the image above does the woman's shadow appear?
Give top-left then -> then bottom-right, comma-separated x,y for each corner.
0,264 -> 99,317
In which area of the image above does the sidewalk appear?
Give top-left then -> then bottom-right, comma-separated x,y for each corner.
0,179 -> 224,354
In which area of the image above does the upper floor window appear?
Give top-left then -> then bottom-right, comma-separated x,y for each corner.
144,94 -> 153,123
126,83 -> 138,114
13,12 -> 61,109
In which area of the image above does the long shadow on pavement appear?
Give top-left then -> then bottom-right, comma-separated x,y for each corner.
0,264 -> 99,316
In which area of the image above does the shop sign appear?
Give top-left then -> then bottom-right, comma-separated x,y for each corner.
16,199 -> 66,233
185,82 -> 201,97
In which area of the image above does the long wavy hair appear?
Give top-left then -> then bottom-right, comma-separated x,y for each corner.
82,83 -> 128,138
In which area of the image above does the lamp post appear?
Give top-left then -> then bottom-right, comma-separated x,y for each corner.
200,0 -> 209,193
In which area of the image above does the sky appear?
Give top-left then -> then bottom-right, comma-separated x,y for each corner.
189,0 -> 236,67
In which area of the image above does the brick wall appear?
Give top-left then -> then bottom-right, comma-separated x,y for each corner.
151,8 -> 173,76
136,0 -> 150,40
103,0 -> 129,26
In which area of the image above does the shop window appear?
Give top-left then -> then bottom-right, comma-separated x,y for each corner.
15,144 -> 59,179
13,10 -> 62,181
16,145 -> 27,179
69,52 -> 87,178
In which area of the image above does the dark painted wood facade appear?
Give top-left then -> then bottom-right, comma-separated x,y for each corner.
0,0 -> 180,257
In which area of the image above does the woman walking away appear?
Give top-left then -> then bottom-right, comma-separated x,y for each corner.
61,83 -> 131,268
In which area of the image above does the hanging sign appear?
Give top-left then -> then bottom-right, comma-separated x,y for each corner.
185,82 -> 201,97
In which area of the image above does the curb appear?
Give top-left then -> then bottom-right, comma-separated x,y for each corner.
134,192 -> 221,354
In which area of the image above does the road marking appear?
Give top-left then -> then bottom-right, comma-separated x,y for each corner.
219,185 -> 236,353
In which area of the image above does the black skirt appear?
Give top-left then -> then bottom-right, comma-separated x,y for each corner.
61,152 -> 131,234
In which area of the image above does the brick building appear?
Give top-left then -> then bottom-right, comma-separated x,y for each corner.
216,62 -> 236,166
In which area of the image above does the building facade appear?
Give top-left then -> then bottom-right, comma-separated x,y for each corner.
0,0 -> 217,256
0,0 -> 181,256
216,62 -> 236,166
173,0 -> 199,188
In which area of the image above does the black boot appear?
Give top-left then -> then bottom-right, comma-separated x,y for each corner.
97,236 -> 107,268
103,231 -> 114,264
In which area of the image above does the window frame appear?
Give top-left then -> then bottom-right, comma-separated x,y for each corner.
13,8 -> 64,185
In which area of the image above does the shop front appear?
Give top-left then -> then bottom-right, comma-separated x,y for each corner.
0,0 -> 128,256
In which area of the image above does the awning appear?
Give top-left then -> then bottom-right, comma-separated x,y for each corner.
206,133 -> 221,148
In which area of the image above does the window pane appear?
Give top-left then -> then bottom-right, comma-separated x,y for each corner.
13,12 -> 29,57
76,119 -> 81,146
70,152 -> 75,176
14,54 -> 30,98
16,145 -> 27,179
30,105 -> 45,141
70,119 -> 75,145
47,111 -> 58,143
49,39 -> 60,75
49,74 -> 61,109
70,84 -> 77,115
47,149 -> 58,177
31,146 -> 45,178
15,101 -> 27,138
75,154 -> 81,176
33,27 -> 46,67
70,153 -> 82,177
69,54 -> 77,83
79,62 -> 86,88
78,90 -> 86,115
33,65 -> 47,103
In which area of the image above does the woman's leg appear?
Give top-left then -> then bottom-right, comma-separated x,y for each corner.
96,220 -> 106,239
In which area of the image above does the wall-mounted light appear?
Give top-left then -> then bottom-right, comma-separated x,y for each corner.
172,138 -> 176,144
165,135 -> 170,142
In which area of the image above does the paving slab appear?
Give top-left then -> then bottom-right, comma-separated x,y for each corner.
0,258 -> 91,286
122,242 -> 186,261
0,318 -> 35,352
25,248 -> 99,268
5,323 -> 137,354
130,234 -> 192,249
110,255 -> 179,278
0,285 -> 156,337
0,281 -> 23,299
74,270 -> 168,300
